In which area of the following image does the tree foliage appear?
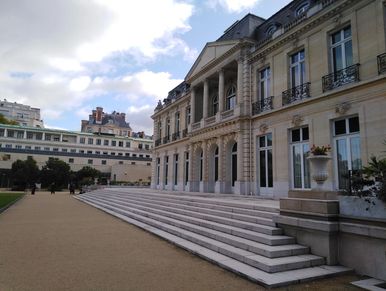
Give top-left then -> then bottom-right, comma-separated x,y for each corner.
75,166 -> 101,186
40,158 -> 70,189
11,157 -> 40,190
0,113 -> 18,125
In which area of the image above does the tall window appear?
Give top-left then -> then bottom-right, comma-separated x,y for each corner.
156,158 -> 160,185
259,133 -> 273,189
212,94 -> 219,116
333,116 -> 361,189
214,147 -> 219,182
199,151 -> 203,182
226,85 -> 236,110
231,143 -> 237,187
184,152 -> 189,185
185,106 -> 191,127
174,154 -> 179,186
175,112 -> 180,133
290,127 -> 310,189
164,156 -> 169,185
158,121 -> 162,139
331,26 -> 353,72
166,118 -> 170,140
259,67 -> 271,100
290,50 -> 305,88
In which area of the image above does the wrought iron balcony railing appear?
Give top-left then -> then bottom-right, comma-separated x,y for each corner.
155,138 -> 162,147
252,96 -> 273,115
282,82 -> 310,106
322,64 -> 360,92
378,53 -> 386,75
172,131 -> 180,141
182,128 -> 188,138
162,135 -> 170,144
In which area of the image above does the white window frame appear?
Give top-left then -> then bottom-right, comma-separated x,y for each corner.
290,50 -> 305,88
330,26 -> 352,72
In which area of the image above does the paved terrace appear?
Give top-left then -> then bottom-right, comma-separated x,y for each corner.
0,189 -> 360,291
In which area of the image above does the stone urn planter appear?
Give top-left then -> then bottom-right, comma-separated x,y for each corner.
307,155 -> 331,190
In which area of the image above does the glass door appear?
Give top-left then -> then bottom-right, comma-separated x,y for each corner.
290,127 -> 311,189
258,133 -> 273,195
333,116 -> 361,190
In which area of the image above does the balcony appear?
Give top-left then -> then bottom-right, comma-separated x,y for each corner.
322,64 -> 360,92
378,53 -> 386,75
205,115 -> 216,126
172,131 -> 180,141
192,122 -> 201,130
282,82 -> 311,106
182,128 -> 188,138
155,138 -> 162,147
162,135 -> 170,144
252,96 -> 273,115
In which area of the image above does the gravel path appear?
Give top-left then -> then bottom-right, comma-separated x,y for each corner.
0,191 -> 361,291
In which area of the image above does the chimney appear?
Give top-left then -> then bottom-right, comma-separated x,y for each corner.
96,107 -> 103,124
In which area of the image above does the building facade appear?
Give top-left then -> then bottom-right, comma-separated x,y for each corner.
151,0 -> 386,198
0,124 -> 152,184
81,107 -> 133,137
0,99 -> 44,128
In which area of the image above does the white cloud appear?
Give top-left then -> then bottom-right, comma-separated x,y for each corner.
69,76 -> 91,92
207,0 -> 262,13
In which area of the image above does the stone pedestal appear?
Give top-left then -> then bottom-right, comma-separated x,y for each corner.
275,190 -> 340,265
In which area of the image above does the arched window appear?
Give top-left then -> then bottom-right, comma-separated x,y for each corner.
295,2 -> 310,16
231,143 -> 237,186
226,85 -> 236,110
212,94 -> 218,116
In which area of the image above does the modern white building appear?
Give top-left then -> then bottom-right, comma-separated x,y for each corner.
0,124 -> 153,184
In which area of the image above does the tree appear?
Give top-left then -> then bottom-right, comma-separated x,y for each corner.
76,166 -> 101,186
11,157 -> 40,190
40,158 -> 70,189
0,113 -> 18,125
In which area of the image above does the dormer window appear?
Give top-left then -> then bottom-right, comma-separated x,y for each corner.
265,24 -> 278,36
295,2 -> 310,16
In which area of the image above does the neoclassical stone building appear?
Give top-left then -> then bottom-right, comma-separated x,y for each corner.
151,0 -> 386,198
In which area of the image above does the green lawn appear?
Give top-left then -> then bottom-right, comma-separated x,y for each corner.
0,192 -> 23,209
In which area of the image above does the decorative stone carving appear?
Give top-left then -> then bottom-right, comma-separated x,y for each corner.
259,123 -> 268,133
335,102 -> 351,115
292,114 -> 304,126
292,37 -> 299,49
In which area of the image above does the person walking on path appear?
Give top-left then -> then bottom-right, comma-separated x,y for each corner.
31,183 -> 36,195
49,182 -> 56,195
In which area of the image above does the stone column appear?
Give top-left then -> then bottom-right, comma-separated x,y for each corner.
200,140 -> 208,192
218,69 -> 225,113
215,136 -> 226,193
203,80 -> 209,120
237,57 -> 243,106
190,88 -> 196,124
187,144 -> 196,192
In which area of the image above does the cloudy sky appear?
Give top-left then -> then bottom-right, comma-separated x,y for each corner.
0,0 -> 291,134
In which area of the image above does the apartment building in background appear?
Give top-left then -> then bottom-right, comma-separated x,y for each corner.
0,99 -> 44,128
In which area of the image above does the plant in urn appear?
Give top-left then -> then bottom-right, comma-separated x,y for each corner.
307,144 -> 331,189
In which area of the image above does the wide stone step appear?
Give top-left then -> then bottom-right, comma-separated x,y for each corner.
83,195 -> 294,246
106,188 -> 279,213
95,190 -> 278,219
83,195 -> 305,258
90,193 -> 280,233
78,195 -> 324,273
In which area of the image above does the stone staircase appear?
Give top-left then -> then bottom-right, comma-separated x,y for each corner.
75,188 -> 350,287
